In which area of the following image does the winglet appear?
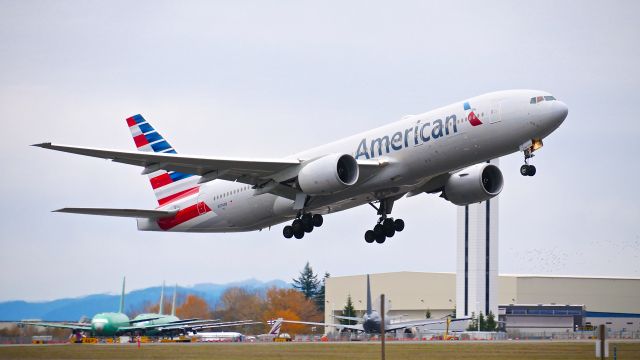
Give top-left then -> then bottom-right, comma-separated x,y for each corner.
119,276 -> 126,313
171,284 -> 177,316
366,274 -> 372,315
158,281 -> 165,315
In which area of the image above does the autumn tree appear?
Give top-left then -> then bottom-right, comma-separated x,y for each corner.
212,287 -> 265,334
263,287 -> 322,336
176,294 -> 210,319
292,262 -> 320,300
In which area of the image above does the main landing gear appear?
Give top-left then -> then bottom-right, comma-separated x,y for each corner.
364,199 -> 404,244
520,148 -> 537,177
283,213 -> 323,239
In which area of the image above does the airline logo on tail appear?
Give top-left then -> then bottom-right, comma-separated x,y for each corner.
463,102 -> 483,126
127,114 -> 213,230
268,318 -> 283,335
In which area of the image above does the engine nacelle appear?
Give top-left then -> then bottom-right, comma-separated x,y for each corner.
297,154 -> 359,195
443,163 -> 504,206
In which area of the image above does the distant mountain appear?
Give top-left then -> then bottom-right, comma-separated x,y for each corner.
0,279 -> 291,321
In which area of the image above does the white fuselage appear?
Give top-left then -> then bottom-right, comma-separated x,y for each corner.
137,90 -> 567,232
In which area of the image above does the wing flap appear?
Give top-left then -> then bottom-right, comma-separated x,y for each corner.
54,208 -> 178,219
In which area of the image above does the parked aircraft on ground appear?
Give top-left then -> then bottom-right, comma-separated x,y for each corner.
34,90 -> 567,243
273,275 -> 470,334
20,278 -> 256,337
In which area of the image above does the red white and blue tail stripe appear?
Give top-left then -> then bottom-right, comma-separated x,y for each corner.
126,114 -> 201,207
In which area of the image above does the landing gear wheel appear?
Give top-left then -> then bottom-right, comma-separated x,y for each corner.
383,218 -> 396,238
312,214 -> 324,227
527,165 -> 536,176
283,226 -> 293,239
364,230 -> 375,243
292,219 -> 304,236
394,219 -> 405,232
520,164 -> 537,176
293,229 -> 304,239
373,224 -> 386,244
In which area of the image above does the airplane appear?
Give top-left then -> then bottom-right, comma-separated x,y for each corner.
33,90 -> 567,243
20,278 -> 257,337
271,275 -> 470,334
20,277 -> 157,337
128,282 -> 257,336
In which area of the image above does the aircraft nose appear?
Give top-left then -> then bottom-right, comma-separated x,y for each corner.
552,100 -> 569,125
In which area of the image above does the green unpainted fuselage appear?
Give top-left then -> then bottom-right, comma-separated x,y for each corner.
90,312 -> 130,337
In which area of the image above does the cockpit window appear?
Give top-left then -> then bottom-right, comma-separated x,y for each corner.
531,95 -> 557,104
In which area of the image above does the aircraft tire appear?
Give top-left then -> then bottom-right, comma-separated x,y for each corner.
292,219 -> 304,234
294,229 -> 304,239
365,230 -> 375,243
304,223 -> 314,233
394,219 -> 405,232
520,165 -> 529,176
283,226 -> 294,239
383,218 -> 395,237
528,165 -> 536,176
373,224 -> 386,243
312,214 -> 324,227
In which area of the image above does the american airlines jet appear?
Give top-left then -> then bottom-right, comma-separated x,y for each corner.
34,90 -> 567,243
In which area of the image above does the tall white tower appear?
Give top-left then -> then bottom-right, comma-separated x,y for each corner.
456,158 -> 499,318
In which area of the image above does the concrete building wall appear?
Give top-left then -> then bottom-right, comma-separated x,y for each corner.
325,272 -> 640,327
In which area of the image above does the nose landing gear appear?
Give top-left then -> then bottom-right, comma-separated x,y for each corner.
283,213 -> 324,239
520,140 -> 543,176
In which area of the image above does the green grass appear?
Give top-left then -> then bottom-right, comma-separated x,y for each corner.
1,341 -> 639,360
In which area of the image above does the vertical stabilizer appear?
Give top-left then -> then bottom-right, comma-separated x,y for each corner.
126,114 -> 201,207
158,281 -> 165,315
366,274 -> 372,315
119,277 -> 126,313
171,284 -> 177,316
269,318 -> 283,336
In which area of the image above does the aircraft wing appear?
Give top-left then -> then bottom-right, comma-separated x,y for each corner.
278,319 -> 364,332
19,321 -> 92,331
332,315 -> 362,322
33,143 -> 383,199
385,316 -> 471,332
53,208 -> 178,219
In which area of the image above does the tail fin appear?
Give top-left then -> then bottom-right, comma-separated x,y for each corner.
268,318 -> 283,335
126,114 -> 201,207
119,276 -> 126,313
366,274 -> 372,315
158,281 -> 165,315
171,284 -> 177,316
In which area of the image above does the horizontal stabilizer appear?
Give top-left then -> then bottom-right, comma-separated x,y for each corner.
54,207 -> 177,219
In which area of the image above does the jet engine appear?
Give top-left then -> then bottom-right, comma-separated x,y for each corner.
297,154 -> 359,195
443,163 -> 504,206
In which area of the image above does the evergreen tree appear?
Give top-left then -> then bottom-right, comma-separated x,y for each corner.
292,262 -> 320,300
313,272 -> 330,312
478,312 -> 486,331
466,312 -> 477,331
425,309 -> 431,319
340,295 -> 357,326
485,311 -> 497,331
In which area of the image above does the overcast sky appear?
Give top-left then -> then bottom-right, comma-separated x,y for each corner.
1,0 -> 638,302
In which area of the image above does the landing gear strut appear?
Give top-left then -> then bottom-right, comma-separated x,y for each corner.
364,200 -> 404,244
520,141 -> 541,177
283,213 -> 323,239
